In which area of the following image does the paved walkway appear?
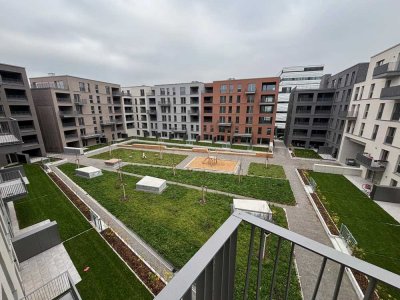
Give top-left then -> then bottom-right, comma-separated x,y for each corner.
55,142 -> 358,299
50,165 -> 175,282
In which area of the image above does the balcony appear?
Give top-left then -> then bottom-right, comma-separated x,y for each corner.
6,94 -> 28,102
64,133 -> 79,141
155,210 -> 400,300
233,133 -> 252,137
74,98 -> 87,105
62,122 -> 77,128
59,111 -> 79,118
338,111 -> 348,118
112,91 -> 122,97
188,110 -> 199,116
245,89 -> 256,95
0,166 -> 28,202
147,109 -> 157,115
0,119 -> 23,148
218,122 -> 232,127
294,122 -> 310,126
372,61 -> 400,79
0,73 -> 24,86
21,271 -> 81,300
81,132 -> 103,139
100,121 -> 115,127
346,110 -> 359,120
356,153 -> 388,172
158,101 -> 171,106
380,85 -> 400,100
172,128 -> 187,134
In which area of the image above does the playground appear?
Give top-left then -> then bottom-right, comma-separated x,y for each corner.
184,154 -> 239,173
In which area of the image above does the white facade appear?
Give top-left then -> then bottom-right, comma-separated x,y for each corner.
123,82 -> 204,141
338,43 -> 400,186
277,66 -> 324,136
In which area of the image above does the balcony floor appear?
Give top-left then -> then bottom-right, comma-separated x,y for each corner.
20,243 -> 81,294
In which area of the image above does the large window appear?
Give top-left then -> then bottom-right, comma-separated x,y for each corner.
79,82 -> 85,92
359,123 -> 365,136
368,84 -> 375,98
220,96 -> 226,103
377,103 -> 385,120
371,125 -> 379,140
395,156 -> 400,174
391,103 -> 400,121
363,104 -> 370,118
220,84 -> 227,93
247,83 -> 256,92
385,127 -> 396,145
260,105 -> 273,113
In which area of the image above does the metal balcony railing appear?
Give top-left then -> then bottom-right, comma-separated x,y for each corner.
21,271 -> 81,300
373,61 -> 400,79
81,132 -> 102,139
380,85 -> 400,100
346,110 -> 359,119
59,111 -> 79,118
356,153 -> 388,171
73,98 -> 87,105
155,211 -> 400,300
158,101 -> 171,106
245,88 -> 256,94
0,77 -> 24,85
0,168 -> 27,202
0,119 -> 23,145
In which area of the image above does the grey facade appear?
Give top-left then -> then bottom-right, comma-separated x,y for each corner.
30,75 -> 125,153
0,63 -> 46,166
284,63 -> 368,157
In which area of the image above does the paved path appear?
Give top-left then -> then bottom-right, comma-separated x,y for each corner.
55,142 -> 358,299
50,164 -> 175,283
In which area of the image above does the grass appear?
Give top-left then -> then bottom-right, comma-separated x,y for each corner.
90,148 -> 188,166
248,163 -> 286,179
309,171 -> 400,299
121,165 -> 295,205
14,165 -> 152,300
84,143 -> 107,152
58,163 -> 301,299
293,148 -> 322,159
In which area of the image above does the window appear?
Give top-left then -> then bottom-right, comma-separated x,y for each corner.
281,87 -> 292,93
245,127 -> 252,134
235,106 -> 240,113
376,59 -> 384,67
89,95 -> 93,103
354,87 -> 360,100
235,116 -> 239,123
391,103 -> 400,121
371,125 -> 379,140
79,82 -> 85,92
220,96 -> 226,103
220,84 -> 227,93
219,106 -> 226,113
180,87 -> 186,95
160,88 -> 165,95
228,106 -> 232,113
345,74 -> 349,86
181,97 -> 186,104
380,149 -> 389,161
259,117 -> 272,124
236,95 -> 241,103
229,96 -> 233,103
385,79 -> 392,88
350,71 -> 355,84
377,103 -> 385,119
237,84 -> 242,92
261,95 -> 274,103
363,104 -> 370,118
97,96 -> 100,103
246,106 -> 253,114
390,179 -> 398,187
385,127 -> 396,144
87,83 -> 91,92
260,105 -> 273,113
92,116 -> 97,124
395,156 -> 400,174
181,107 -> 186,113
229,84 -> 234,93
359,123 -> 365,136
105,86 -> 110,94
247,83 -> 256,92
368,84 -> 375,98
95,85 -> 99,93
247,95 -> 254,103
359,86 -> 364,99
246,117 -> 253,124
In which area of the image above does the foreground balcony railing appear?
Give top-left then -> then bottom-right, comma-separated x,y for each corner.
0,167 -> 27,202
21,271 -> 81,300
356,153 -> 388,172
373,61 -> 400,79
155,211 -> 400,300
0,119 -> 23,145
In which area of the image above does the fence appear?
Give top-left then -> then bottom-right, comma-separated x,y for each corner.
309,177 -> 317,192
339,224 -> 358,251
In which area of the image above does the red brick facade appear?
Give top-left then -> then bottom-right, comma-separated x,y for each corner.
201,77 -> 279,145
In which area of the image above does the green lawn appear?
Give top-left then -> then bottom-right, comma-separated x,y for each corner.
59,163 -> 301,299
14,165 -> 151,300
121,165 -> 295,205
293,148 -> 322,159
90,148 -> 188,166
84,143 -> 107,152
248,163 -> 286,179
309,171 -> 400,299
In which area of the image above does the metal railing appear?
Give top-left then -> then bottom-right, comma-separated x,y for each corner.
346,110 -> 359,119
0,169 -> 27,202
356,153 -> 388,171
0,119 -> 23,145
373,61 -> 400,78
0,78 -> 24,85
21,271 -> 81,300
6,94 -> 27,101
380,85 -> 400,100
59,111 -> 79,117
155,211 -> 400,300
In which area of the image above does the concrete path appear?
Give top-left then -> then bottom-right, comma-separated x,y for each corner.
55,142 -> 358,299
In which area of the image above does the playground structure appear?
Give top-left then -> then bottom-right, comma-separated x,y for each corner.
185,153 -> 239,174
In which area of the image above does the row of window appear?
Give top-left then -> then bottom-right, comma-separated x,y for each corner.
329,71 -> 356,89
204,125 -> 273,135
203,116 -> 273,125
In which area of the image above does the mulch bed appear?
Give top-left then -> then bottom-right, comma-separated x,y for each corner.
309,193 -> 339,236
298,169 -> 310,185
48,172 -> 91,220
101,228 -> 165,295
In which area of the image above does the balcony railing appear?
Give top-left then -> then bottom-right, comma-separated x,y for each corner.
188,110 -> 199,116
6,94 -> 27,101
0,77 -> 24,86
10,111 -> 31,117
74,98 -> 87,105
356,153 -> 388,171
155,211 -> 400,300
158,101 -> 171,106
346,110 -> 358,119
0,119 -> 23,145
218,122 -> 232,127
147,109 -> 157,115
59,111 -> 79,118
380,85 -> 400,100
0,167 -> 27,202
81,132 -> 102,139
112,91 -> 122,97
373,61 -> 400,79
245,89 -> 256,94
100,121 -> 115,127
21,271 -> 81,300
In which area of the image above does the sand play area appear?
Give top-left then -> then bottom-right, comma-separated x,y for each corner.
185,156 -> 239,173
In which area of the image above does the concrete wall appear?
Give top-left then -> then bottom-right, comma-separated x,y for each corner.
313,164 -> 362,176
12,221 -> 61,262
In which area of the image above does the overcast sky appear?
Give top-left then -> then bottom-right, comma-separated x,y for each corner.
0,0 -> 399,86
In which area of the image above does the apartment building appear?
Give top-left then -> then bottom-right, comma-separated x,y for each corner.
284,63 -> 368,157
338,43 -> 400,186
121,85 -> 153,137
30,75 -> 125,153
276,65 -> 324,137
0,64 -> 45,165
123,83 -> 203,140
202,77 -> 279,145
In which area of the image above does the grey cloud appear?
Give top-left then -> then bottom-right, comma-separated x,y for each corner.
0,0 -> 399,85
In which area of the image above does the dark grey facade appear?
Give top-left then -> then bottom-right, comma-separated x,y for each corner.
284,63 -> 368,157
0,63 -> 46,166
